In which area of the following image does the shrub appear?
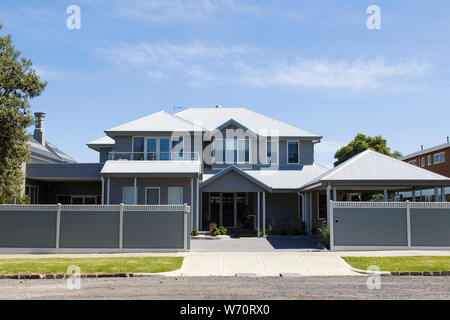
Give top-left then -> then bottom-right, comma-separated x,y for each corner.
217,226 -> 227,235
319,226 -> 330,249
190,229 -> 199,237
210,227 -> 219,236
209,222 -> 217,232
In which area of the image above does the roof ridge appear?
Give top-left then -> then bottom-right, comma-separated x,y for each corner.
164,110 -> 206,130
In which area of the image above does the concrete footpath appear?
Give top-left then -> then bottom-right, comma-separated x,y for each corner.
179,252 -> 361,277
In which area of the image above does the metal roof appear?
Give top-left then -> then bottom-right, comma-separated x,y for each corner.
29,137 -> 76,163
203,164 -> 328,190
299,149 -> 450,190
176,107 -> 322,138
87,136 -> 115,151
105,110 -> 205,134
101,160 -> 201,175
400,142 -> 450,160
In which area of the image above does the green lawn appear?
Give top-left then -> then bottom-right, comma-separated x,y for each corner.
343,256 -> 450,272
0,257 -> 183,275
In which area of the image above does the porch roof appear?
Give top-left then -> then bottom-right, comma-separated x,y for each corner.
101,160 -> 201,176
298,149 -> 450,191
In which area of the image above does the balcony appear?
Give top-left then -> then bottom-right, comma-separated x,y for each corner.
108,152 -> 199,161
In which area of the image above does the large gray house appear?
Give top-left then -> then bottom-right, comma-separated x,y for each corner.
25,107 -> 450,235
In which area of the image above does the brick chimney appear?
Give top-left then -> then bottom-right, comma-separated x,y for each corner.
33,112 -> 46,146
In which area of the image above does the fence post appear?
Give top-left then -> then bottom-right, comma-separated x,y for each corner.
329,200 -> 334,251
56,203 -> 61,252
184,203 -> 189,251
119,203 -> 124,251
406,200 -> 411,248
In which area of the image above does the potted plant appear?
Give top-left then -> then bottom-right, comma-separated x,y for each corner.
209,222 -> 217,232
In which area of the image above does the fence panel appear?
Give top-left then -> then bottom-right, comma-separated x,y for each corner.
331,201 -> 450,251
0,204 -> 189,253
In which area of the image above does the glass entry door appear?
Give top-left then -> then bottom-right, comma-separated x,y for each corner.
222,193 -> 235,228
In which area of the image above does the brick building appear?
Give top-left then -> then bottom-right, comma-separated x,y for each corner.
400,139 -> 449,201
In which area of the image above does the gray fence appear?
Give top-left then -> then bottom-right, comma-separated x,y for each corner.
330,201 -> 450,251
0,204 -> 190,253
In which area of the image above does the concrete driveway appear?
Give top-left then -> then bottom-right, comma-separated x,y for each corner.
179,251 -> 360,277
190,236 -> 323,252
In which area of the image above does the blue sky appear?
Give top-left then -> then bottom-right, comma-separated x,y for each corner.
1,0 -> 449,167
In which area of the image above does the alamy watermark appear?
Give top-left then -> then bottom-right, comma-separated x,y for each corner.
66,265 -> 81,290
66,5 -> 81,30
366,265 -> 381,290
366,5 -> 381,30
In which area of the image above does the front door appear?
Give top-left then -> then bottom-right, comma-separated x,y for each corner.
222,193 -> 235,228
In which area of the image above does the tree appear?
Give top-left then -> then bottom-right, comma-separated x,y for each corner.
334,133 -> 402,167
0,23 -> 47,203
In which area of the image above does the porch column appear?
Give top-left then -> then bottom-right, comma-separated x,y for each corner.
309,192 -> 313,233
190,178 -> 194,230
262,192 -> 266,237
434,187 -> 439,202
257,192 -> 260,237
134,177 -> 137,204
326,184 -> 331,224
384,188 -> 388,202
442,187 -> 446,202
101,177 -> 105,205
333,187 -> 337,201
412,189 -> 416,202
196,177 -> 200,230
107,177 -> 110,204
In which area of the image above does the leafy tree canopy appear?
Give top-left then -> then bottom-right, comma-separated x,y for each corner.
0,23 -> 47,203
334,133 -> 402,167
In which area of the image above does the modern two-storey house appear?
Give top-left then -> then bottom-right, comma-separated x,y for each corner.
25,107 -> 331,234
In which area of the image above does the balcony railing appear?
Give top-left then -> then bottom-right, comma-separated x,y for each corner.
108,152 -> 199,161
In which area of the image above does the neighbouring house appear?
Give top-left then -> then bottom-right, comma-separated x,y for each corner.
24,107 -> 450,235
23,112 -> 76,203
399,139 -> 450,201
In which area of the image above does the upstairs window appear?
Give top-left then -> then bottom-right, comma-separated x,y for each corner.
408,159 -> 417,166
421,157 -> 425,167
287,141 -> 299,164
428,155 -> 432,166
212,138 -> 250,164
132,137 -> 144,160
266,139 -> 278,164
434,152 -> 445,164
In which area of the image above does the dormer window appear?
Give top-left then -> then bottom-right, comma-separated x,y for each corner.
212,138 -> 250,164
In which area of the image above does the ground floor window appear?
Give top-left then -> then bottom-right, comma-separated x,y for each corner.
318,193 -> 327,220
25,185 -> 38,204
168,187 -> 183,204
205,192 -> 249,229
145,187 -> 160,205
122,187 -> 135,204
56,195 -> 100,204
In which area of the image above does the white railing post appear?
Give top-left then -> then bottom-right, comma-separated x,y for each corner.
184,203 -> 189,251
330,200 -> 334,251
406,200 -> 411,248
119,203 -> 124,251
56,203 -> 61,252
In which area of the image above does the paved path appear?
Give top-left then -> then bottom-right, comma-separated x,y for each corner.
1,276 -> 449,300
190,236 -> 323,252
179,252 -> 360,276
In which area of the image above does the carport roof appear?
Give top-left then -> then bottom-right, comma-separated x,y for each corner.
299,149 -> 450,190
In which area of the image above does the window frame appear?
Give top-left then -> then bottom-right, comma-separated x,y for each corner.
132,136 -> 185,160
122,187 -> 136,205
266,139 -> 279,164
434,152 -> 445,164
145,187 -> 160,205
168,187 -> 184,205
421,157 -> 425,167
287,140 -> 300,164
428,155 -> 432,166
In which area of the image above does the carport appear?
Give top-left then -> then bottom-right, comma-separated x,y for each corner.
298,150 -> 450,227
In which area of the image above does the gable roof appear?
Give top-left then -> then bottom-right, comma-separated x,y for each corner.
105,110 -> 205,135
400,142 -> 450,160
299,149 -> 450,190
176,107 -> 321,139
202,165 -> 272,192
87,136 -> 115,151
29,137 -> 76,163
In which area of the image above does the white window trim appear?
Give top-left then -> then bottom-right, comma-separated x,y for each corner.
266,139 -> 279,165
434,152 -> 445,164
428,155 -> 432,166
421,157 -> 425,167
145,187 -> 160,205
168,187 -> 184,205
122,187 -> 136,205
132,136 -> 185,160
287,140 -> 300,164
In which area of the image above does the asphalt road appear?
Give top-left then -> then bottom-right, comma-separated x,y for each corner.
0,276 -> 449,300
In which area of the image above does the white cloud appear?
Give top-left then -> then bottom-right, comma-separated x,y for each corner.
237,57 -> 429,90
96,41 -> 430,90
